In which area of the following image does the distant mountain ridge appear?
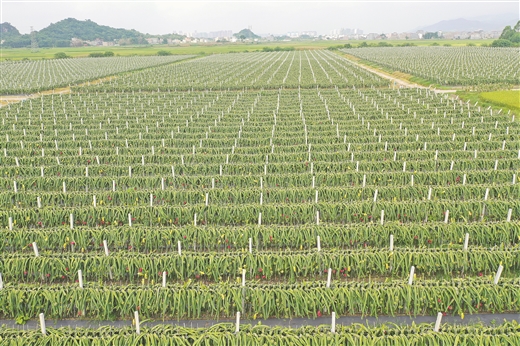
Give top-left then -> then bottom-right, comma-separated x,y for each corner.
39,18 -> 143,42
0,18 -> 184,48
417,14 -> 519,32
0,22 -> 20,39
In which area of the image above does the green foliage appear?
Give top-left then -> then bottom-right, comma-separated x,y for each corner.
377,41 -> 393,47
89,51 -> 115,57
262,46 -> 295,52
53,52 -> 70,59
494,21 -> 520,46
423,32 -> 440,39
491,39 -> 513,47
2,323 -> 519,345
0,22 -> 21,38
1,18 -> 165,48
15,314 -> 30,325
157,50 -> 172,56
233,29 -> 260,40
37,18 -> 143,45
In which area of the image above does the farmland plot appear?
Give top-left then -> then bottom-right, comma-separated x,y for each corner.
341,47 -> 520,86
74,50 -> 388,91
0,50 -> 519,345
0,55 -> 194,95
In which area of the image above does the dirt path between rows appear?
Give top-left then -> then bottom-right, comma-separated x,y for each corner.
341,53 -> 458,94
0,76 -> 116,108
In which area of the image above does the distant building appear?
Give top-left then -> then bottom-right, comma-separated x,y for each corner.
366,33 -> 380,40
193,30 -> 232,39
301,31 -> 317,37
146,37 -> 161,44
70,37 -> 83,47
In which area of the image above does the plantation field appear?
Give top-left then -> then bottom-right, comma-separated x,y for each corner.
0,55 -> 194,95
0,50 -> 519,344
341,47 -> 520,87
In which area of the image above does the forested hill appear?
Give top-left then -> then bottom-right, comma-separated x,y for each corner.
0,22 -> 21,39
0,18 -> 184,48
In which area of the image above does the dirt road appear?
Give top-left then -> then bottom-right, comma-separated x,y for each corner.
341,53 -> 457,93
0,76 -> 115,108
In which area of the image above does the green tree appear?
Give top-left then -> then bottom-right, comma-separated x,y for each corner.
491,39 -> 513,47
497,21 -> 520,44
54,52 -> 69,59
157,50 -> 172,56
499,25 -> 514,41
104,51 -> 114,57
424,32 -> 439,39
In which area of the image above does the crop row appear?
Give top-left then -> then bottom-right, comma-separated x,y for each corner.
1,199 -> 518,229
1,144 -> 520,168
1,248 -> 517,284
1,322 -> 519,346
2,222 -> 518,252
1,278 -> 518,319
1,184 -> 518,210
1,170 -> 516,190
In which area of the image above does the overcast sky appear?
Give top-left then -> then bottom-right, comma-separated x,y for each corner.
1,0 -> 518,35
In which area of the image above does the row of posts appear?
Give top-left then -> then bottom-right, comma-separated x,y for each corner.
6,205 -> 515,231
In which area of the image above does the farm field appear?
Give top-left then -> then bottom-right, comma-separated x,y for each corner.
0,55 -> 194,95
341,47 -> 520,87
0,39 -> 495,61
0,50 -> 519,344
480,90 -> 520,111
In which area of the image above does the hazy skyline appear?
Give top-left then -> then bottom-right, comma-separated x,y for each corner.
1,0 -> 518,36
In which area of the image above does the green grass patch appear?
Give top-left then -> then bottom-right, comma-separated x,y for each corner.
480,90 -> 520,111
457,90 -> 520,115
0,39 -> 496,61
